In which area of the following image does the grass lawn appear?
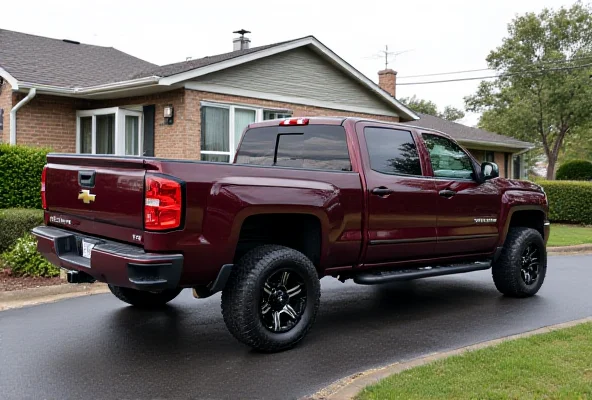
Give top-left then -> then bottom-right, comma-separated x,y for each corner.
548,224 -> 592,247
356,323 -> 592,400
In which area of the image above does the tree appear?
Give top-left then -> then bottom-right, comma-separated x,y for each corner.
465,2 -> 592,180
400,95 -> 465,121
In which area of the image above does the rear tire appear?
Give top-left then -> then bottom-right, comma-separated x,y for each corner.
492,227 -> 547,297
108,285 -> 182,308
221,245 -> 321,352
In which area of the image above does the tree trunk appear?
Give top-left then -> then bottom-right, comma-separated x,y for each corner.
546,156 -> 557,180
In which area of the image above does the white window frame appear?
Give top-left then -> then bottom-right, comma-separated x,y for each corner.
200,101 -> 291,162
76,107 -> 143,156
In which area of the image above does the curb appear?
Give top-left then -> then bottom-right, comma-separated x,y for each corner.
548,244 -> 592,254
307,317 -> 592,400
0,283 -> 109,311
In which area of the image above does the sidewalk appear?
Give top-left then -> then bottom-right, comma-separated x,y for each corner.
0,282 -> 109,311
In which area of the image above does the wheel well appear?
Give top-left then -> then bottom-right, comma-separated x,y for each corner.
235,214 -> 322,267
508,210 -> 546,239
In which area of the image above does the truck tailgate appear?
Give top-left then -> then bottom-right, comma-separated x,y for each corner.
44,155 -> 147,229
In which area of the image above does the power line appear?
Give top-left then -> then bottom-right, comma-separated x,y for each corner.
397,55 -> 592,80
397,62 -> 592,86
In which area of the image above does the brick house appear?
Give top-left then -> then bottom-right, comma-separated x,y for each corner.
0,29 -> 531,177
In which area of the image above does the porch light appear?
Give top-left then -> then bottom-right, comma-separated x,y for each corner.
164,105 -> 174,125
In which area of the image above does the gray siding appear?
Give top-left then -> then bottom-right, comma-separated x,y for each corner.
191,47 -> 397,116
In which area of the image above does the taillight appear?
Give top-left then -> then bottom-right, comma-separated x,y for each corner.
41,165 -> 47,210
144,175 -> 183,231
280,118 -> 309,126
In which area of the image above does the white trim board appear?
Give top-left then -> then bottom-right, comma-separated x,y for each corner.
0,67 -> 19,90
186,83 -> 400,118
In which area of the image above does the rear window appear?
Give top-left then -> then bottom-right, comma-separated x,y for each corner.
235,125 -> 352,171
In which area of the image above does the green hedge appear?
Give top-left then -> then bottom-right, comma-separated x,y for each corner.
0,144 -> 50,209
2,234 -> 59,277
537,180 -> 592,225
0,208 -> 44,253
556,160 -> 592,181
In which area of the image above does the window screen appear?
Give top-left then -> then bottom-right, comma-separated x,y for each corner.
364,127 -> 422,176
422,134 -> 474,180
235,125 -> 351,171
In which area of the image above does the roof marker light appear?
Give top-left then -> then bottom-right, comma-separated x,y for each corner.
280,118 -> 309,126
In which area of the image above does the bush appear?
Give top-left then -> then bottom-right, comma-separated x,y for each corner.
556,160 -> 592,181
1,234 -> 59,277
538,180 -> 592,225
0,144 -> 50,209
0,208 -> 44,253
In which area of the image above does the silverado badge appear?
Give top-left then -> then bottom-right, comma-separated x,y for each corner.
78,189 -> 96,204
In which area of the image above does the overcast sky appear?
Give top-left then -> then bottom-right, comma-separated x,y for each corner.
2,0 -> 574,125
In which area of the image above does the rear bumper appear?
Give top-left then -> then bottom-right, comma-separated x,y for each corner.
32,226 -> 183,291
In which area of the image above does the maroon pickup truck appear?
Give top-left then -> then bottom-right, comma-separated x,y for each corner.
34,117 -> 549,352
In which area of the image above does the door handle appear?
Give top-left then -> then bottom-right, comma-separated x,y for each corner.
371,187 -> 394,196
439,189 -> 456,198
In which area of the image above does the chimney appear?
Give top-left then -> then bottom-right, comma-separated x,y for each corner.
233,29 -> 251,51
378,69 -> 397,98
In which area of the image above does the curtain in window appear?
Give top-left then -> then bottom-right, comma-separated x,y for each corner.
234,109 -> 256,150
80,116 -> 92,153
96,114 -> 115,154
125,115 -> 139,155
201,107 -> 229,152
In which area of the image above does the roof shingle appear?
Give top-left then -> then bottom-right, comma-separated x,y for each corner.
405,112 -> 533,149
0,29 -> 157,88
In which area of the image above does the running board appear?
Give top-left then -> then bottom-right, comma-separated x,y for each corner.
353,262 -> 491,285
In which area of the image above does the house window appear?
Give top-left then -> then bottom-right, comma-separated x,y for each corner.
76,107 -> 143,156
484,151 -> 495,162
513,155 -> 522,179
200,101 -> 291,162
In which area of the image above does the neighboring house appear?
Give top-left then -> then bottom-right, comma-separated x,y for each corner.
0,28 -> 531,176
406,113 -> 533,179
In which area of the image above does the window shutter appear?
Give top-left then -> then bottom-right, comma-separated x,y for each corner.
143,105 -> 155,157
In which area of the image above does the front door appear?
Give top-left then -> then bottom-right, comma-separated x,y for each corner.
420,133 -> 501,257
357,123 -> 439,265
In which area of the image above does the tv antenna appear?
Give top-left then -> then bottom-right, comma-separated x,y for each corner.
366,45 -> 414,69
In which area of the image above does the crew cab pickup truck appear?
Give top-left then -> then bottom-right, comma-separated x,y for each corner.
34,117 -> 550,352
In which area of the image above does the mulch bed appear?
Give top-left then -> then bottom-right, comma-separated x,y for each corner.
0,268 -> 66,292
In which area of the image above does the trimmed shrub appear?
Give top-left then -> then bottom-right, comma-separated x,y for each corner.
0,144 -> 50,209
537,180 -> 592,225
556,160 -> 592,181
1,234 -> 59,277
0,208 -> 44,253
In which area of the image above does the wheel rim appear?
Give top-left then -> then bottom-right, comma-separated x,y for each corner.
260,268 -> 307,333
520,244 -> 540,286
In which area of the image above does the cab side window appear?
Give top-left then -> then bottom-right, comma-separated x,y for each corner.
364,127 -> 422,176
422,134 -> 474,180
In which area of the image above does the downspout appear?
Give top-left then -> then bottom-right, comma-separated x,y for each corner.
10,88 -> 37,145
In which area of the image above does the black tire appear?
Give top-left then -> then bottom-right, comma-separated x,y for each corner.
108,285 -> 182,308
221,245 -> 321,352
492,227 -> 547,297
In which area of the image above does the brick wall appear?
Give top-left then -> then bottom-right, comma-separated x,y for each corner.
12,92 -> 90,152
93,89 -> 187,159
7,87 -> 400,159
0,81 -> 13,144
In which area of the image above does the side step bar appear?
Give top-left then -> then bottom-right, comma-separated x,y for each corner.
353,262 -> 491,285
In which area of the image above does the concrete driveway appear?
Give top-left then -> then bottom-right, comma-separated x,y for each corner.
1,254 -> 590,400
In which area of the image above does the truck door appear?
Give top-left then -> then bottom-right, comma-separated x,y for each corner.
419,132 -> 501,257
356,123 -> 439,265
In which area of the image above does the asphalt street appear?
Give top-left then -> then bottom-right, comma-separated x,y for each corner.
1,254 -> 591,400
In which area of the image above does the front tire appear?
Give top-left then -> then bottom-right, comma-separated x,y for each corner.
492,227 -> 547,297
108,285 -> 182,308
221,245 -> 321,352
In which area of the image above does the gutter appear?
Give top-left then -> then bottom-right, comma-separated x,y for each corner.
10,88 -> 36,145
17,76 -> 160,96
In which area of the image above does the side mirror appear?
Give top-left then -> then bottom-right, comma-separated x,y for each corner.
480,162 -> 499,182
